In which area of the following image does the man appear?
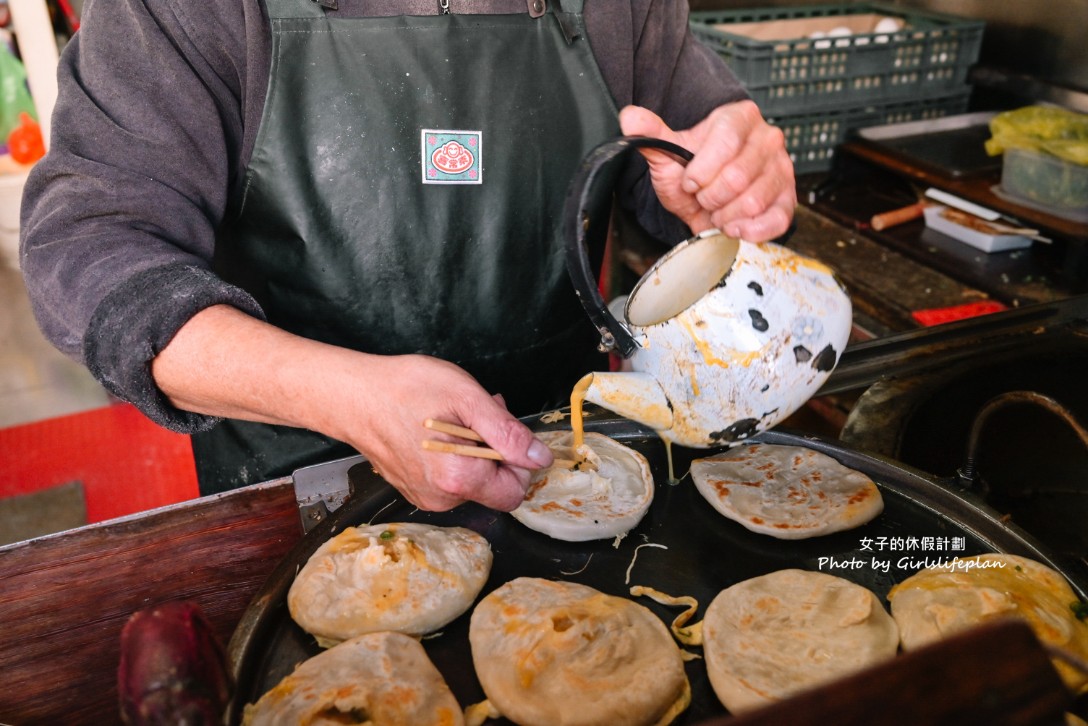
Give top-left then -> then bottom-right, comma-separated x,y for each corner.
21,0 -> 794,512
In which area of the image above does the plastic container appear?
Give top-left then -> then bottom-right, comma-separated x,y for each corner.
771,90 -> 970,174
690,3 -> 984,116
999,147 -> 1088,219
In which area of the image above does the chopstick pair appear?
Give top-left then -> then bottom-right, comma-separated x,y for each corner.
421,419 -> 577,469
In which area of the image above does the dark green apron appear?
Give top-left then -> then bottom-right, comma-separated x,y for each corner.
195,0 -> 620,493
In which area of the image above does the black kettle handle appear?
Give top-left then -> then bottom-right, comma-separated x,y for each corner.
563,136 -> 694,358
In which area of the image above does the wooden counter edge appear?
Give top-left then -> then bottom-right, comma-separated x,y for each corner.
0,478 -> 302,724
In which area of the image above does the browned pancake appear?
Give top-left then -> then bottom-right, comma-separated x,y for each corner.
692,443 -> 883,539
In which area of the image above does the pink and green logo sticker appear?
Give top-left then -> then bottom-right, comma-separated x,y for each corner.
422,129 -> 482,185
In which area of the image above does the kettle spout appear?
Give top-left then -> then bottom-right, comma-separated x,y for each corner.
580,371 -> 673,433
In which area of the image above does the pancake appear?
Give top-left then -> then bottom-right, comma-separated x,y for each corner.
888,553 -> 1088,692
691,443 -> 883,539
702,569 -> 900,713
241,631 -> 464,725
511,430 -> 654,542
469,577 -> 690,726
287,522 -> 492,647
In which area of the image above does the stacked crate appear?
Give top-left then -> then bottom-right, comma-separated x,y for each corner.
690,3 -> 984,173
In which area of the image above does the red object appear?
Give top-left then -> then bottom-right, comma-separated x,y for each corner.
8,112 -> 45,165
118,600 -> 232,725
911,300 -> 1009,327
0,403 -> 199,523
55,0 -> 82,33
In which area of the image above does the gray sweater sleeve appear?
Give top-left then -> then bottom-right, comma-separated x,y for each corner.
20,0 -> 747,433
20,0 -> 268,432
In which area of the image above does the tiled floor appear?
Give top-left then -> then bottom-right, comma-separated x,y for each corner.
0,258 -> 202,545
1,260 -> 110,543
0,262 -> 111,428
0,257 -> 140,542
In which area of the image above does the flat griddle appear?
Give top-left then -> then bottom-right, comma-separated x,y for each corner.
227,413 -> 1076,725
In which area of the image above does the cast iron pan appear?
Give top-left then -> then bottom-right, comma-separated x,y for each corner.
226,411 -> 1077,725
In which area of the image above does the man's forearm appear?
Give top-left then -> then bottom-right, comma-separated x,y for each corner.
150,304 -> 555,511
149,304 -> 364,439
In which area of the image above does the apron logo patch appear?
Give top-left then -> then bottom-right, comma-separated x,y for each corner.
422,129 -> 482,185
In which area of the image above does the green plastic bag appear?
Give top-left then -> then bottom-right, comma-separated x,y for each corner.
0,43 -> 38,142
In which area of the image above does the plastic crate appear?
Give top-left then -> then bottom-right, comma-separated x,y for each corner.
691,3 -> 983,116
772,91 -> 971,174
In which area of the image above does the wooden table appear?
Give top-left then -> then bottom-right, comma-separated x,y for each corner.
0,480 -> 304,724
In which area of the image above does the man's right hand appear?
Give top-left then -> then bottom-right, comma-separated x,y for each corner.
323,353 -> 554,512
151,305 -> 553,512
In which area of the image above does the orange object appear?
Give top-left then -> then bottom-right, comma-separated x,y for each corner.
911,300 -> 1009,327
871,201 -> 927,231
8,111 -> 45,165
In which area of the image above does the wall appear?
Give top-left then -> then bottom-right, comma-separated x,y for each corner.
688,0 -> 1088,94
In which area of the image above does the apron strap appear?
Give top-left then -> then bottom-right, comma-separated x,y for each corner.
550,0 -> 584,44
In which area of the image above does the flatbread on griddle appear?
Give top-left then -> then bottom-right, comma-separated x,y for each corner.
702,569 -> 900,713
288,522 -> 491,647
511,431 -> 654,542
691,443 -> 883,539
469,577 -> 690,726
241,631 -> 464,726
888,553 -> 1088,692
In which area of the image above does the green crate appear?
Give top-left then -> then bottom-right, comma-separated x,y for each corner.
691,3 -> 983,116
772,91 -> 971,174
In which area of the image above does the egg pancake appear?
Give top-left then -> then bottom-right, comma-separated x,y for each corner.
469,577 -> 690,726
702,569 -> 900,713
288,522 -> 492,647
241,631 -> 463,725
888,553 -> 1088,692
511,431 -> 654,542
691,443 -> 883,539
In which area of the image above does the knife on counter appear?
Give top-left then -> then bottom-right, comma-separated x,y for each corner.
870,187 -> 1051,243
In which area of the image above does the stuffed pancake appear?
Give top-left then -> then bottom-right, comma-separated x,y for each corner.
242,631 -> 463,725
511,431 -> 654,542
888,553 -> 1088,692
469,577 -> 690,726
702,569 -> 900,713
288,522 -> 492,647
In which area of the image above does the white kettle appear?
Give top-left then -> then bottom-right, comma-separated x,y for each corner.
564,137 -> 852,448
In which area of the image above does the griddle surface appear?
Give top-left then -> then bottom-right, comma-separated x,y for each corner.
229,417 -> 1064,724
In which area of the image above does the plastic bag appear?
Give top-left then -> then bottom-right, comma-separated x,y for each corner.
0,42 -> 37,142
985,105 -> 1088,166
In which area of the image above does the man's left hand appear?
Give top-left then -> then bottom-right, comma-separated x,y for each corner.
619,101 -> 796,242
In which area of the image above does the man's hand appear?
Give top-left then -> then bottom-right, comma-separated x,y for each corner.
619,101 -> 796,242
326,354 -> 554,512
151,305 -> 552,512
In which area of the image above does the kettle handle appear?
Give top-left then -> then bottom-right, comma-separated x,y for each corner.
563,136 -> 694,357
